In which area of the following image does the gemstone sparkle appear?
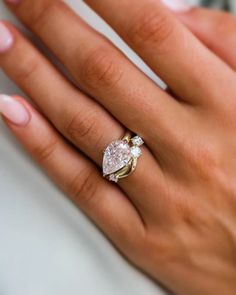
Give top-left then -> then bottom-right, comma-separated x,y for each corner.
109,174 -> 119,182
103,140 -> 132,176
131,136 -> 144,147
131,146 -> 142,158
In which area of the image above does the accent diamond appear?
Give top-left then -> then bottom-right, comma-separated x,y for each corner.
131,136 -> 144,147
103,140 -> 132,176
131,146 -> 142,158
109,174 -> 119,182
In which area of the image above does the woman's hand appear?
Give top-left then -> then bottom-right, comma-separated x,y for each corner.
1,1 -> 236,294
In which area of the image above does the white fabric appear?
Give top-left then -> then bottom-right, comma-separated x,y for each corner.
0,1 -> 165,295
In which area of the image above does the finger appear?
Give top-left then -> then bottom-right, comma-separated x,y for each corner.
0,94 -> 145,254
84,0 -> 236,106
0,22 -> 123,165
0,22 -> 163,212
4,0 -> 185,146
174,7 -> 236,70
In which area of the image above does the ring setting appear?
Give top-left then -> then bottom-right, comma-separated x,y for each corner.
102,133 -> 144,182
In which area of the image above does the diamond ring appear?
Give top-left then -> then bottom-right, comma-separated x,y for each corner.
102,132 -> 144,182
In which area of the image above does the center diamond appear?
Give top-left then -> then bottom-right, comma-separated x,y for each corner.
103,140 -> 132,176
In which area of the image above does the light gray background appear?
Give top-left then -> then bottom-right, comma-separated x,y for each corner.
0,1 -> 223,295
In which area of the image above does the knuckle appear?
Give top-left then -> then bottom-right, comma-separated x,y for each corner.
128,7 -> 174,47
65,110 -> 101,146
186,143 -> 220,179
69,167 -> 99,208
27,0 -> 58,29
33,136 -> 58,163
15,56 -> 39,85
80,48 -> 123,90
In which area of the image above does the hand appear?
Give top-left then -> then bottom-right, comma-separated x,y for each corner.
1,1 -> 236,294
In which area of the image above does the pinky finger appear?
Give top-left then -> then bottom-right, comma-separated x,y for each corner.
0,94 -> 144,254
175,8 -> 236,70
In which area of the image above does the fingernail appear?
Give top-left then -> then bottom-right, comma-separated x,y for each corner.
0,22 -> 14,53
0,95 -> 30,126
161,0 -> 192,12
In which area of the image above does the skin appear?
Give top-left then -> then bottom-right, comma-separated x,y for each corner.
1,1 -> 236,294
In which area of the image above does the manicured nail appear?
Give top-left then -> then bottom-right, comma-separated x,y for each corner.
0,95 -> 30,126
161,0 -> 191,12
0,22 -> 14,53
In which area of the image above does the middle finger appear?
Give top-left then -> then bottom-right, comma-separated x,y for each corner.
5,0 -> 187,150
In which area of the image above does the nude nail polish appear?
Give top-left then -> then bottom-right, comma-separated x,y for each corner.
161,0 -> 192,12
0,95 -> 30,126
0,22 -> 14,53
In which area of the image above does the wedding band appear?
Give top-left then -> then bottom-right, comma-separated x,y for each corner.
102,132 -> 144,182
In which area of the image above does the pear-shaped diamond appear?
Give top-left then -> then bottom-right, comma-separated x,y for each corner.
103,140 -> 132,176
